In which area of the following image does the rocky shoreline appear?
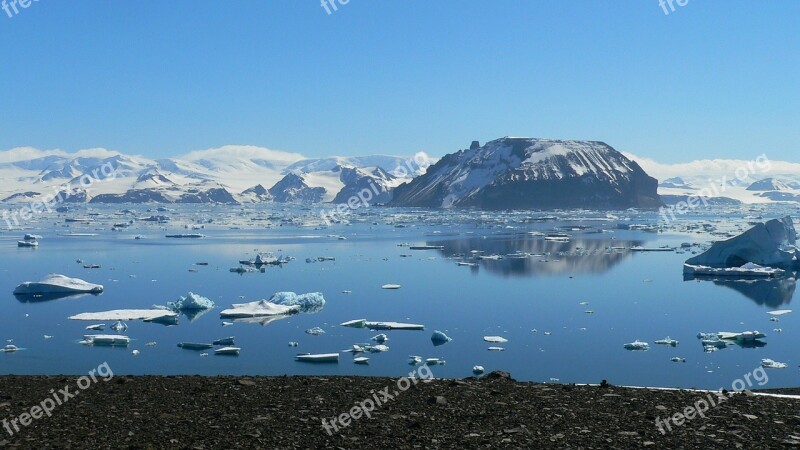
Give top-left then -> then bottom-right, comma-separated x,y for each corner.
0,373 -> 799,449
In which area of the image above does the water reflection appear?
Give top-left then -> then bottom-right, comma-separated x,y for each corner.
428,235 -> 644,277
684,274 -> 797,308
14,292 -> 102,303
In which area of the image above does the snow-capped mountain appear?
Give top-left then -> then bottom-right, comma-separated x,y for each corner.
0,146 -> 429,205
390,137 -> 661,209
746,178 -> 793,192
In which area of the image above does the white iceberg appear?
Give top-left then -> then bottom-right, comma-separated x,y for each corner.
296,353 -> 339,363
371,334 -> 388,343
685,216 -> 798,269
767,309 -> 792,316
340,319 -> 367,328
219,300 -> 299,318
70,309 -> 178,322
167,292 -> 216,311
305,327 -> 325,336
761,358 -> 788,369
683,262 -> 785,278
82,334 -> 130,346
472,365 -> 485,375
623,340 -> 649,351
366,321 -> 424,331
269,292 -> 325,313
483,336 -> 508,343
14,274 -> 104,296
381,284 -> 401,289
369,344 -> 389,353
654,337 -> 679,346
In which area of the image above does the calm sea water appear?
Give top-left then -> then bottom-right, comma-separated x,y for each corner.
0,205 -> 798,390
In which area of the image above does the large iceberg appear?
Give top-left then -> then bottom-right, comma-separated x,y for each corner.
685,216 -> 798,268
69,309 -> 178,322
14,274 -> 104,296
167,292 -> 216,311
268,292 -> 325,313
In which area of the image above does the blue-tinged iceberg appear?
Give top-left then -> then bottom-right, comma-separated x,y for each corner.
269,292 -> 325,313
167,292 -> 216,311
14,274 -> 104,296
685,216 -> 798,269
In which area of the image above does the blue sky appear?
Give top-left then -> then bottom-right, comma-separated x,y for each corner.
0,1 -> 797,162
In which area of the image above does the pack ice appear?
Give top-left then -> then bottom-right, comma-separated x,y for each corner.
685,216 -> 798,269
13,274 -> 104,295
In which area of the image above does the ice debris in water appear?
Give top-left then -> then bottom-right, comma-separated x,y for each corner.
431,330 -> 452,346
761,358 -> 788,369
305,327 -> 325,336
269,292 -> 325,314
166,292 -> 216,311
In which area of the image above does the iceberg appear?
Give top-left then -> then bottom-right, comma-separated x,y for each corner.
431,330 -> 452,346
654,337 -> 679,346
365,321 -> 425,331
305,327 -> 325,336
14,274 -> 104,296
483,336 -> 508,343
683,262 -> 785,278
371,334 -> 388,343
353,357 -> 369,364
219,300 -> 299,318
685,216 -> 798,269
167,292 -> 216,311
70,309 -> 178,322
340,319 -> 367,328
623,340 -> 649,351
214,347 -> 240,356
767,309 -> 792,316
82,334 -> 131,346
473,365 -> 485,375
761,358 -> 788,369
268,292 -> 325,313
296,353 -> 339,363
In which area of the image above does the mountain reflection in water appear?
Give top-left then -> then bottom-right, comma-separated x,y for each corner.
427,235 -> 644,277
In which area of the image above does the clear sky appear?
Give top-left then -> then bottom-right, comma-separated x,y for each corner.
0,1 -> 797,162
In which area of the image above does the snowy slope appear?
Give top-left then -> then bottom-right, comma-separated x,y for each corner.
391,137 -> 660,209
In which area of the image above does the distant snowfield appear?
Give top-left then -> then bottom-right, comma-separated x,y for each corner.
0,145 -> 435,203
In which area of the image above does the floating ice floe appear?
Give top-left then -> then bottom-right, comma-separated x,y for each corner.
487,346 -> 505,351
70,309 -> 178,324
24,234 -> 42,241
623,340 -> 649,351
0,345 -> 20,352
472,365 -> 485,375
85,324 -> 105,331
214,347 -> 240,356
685,216 -> 798,269
296,353 -> 339,363
165,234 -> 205,239
630,246 -> 674,252
212,337 -> 235,346
683,262 -> 785,278
670,357 -> 686,363
82,335 -> 130,346
269,292 -> 325,313
131,350 -> 140,356
366,321 -> 424,331
369,344 -> 390,353
371,334 -> 388,343
305,327 -> 326,336
425,358 -> 446,365
483,336 -> 508,343
654,337 -> 679,346
408,355 -> 422,365
111,321 -> 128,332
761,358 -> 788,369
14,274 -> 104,296
353,357 -> 369,364
381,284 -> 402,289
178,342 -> 214,350
431,330 -> 452,346
17,240 -> 38,248
166,292 -> 216,311
767,310 -> 792,316
219,300 -> 299,318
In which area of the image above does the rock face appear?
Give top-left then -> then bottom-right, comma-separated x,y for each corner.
389,137 -> 661,209
177,188 -> 239,204
268,174 -> 326,203
90,189 -> 175,204
685,216 -> 798,268
332,167 -> 395,204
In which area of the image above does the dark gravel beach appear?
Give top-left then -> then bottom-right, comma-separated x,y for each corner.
1,372 -> 799,449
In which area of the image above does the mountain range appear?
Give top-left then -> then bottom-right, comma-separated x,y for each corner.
2,140 -> 800,208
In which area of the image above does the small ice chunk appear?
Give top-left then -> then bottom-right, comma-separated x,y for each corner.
381,284 -> 401,289
487,346 -> 505,351
219,300 -> 299,318
408,355 -> 422,365
354,357 -> 369,364
761,358 -> 788,369
670,357 -> 686,363
767,310 -> 792,316
132,350 -> 140,356
472,365 -> 485,375
483,336 -> 508,343
623,340 -> 649,351
369,344 -> 389,353
305,327 -> 325,336
431,330 -> 452,346
371,334 -> 388,343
